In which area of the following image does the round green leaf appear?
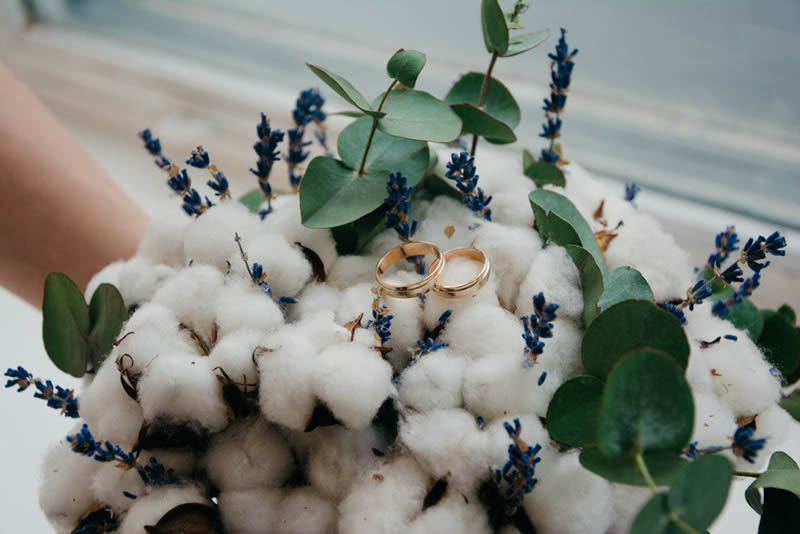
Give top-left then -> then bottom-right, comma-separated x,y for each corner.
480,0 -> 508,54
445,72 -> 520,130
88,283 -> 128,371
524,160 -> 566,188
758,310 -> 800,379
450,103 -> 516,142
387,49 -> 426,89
631,493 -> 672,534
546,375 -> 603,447
580,447 -> 687,487
582,300 -> 690,379
500,29 -> 551,57
597,350 -> 694,457
330,205 -> 387,256
745,451 -> 800,515
667,455 -> 733,531
239,189 -> 264,214
306,63 -> 375,114
42,272 -> 90,377
598,267 -> 655,312
565,245 -> 605,326
377,89 -> 462,142
779,390 -> 800,422
778,304 -> 797,326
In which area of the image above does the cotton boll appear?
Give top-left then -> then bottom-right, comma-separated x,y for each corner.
91,462 -> 146,513
338,455 -> 429,534
422,259 -> 500,331
136,212 -> 188,266
85,260 -> 124,301
406,491 -> 492,534
522,453 -> 614,534
39,441 -> 101,530
218,488 -> 283,534
209,328 -> 264,387
307,426 -> 382,501
314,343 -> 395,429
327,255 -> 378,290
439,303 -> 520,361
202,416 -> 293,491
115,303 -> 196,374
117,485 -> 209,534
117,258 -> 176,307
336,283 -> 375,327
516,245 -> 584,323
471,222 -> 543,310
263,194 -> 339,271
227,233 -> 312,298
685,344 -> 714,394
489,188 -> 535,228
691,392 -> 736,450
214,279 -> 284,338
607,484 -> 653,534
183,201 -> 263,270
275,487 -> 337,534
605,211 -> 693,302
398,348 -> 467,412
383,271 -> 425,369
137,354 -> 229,432
151,265 -> 225,344
257,335 -> 318,430
536,318 -> 584,379
556,162 -> 609,222
290,283 -> 342,321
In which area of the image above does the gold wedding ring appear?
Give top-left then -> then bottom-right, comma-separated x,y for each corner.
375,241 -> 445,298
432,247 -> 491,299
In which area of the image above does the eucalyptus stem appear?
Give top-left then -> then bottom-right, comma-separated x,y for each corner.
735,471 -> 761,478
358,79 -> 398,175
668,513 -> 702,534
634,452 -> 658,493
470,51 -> 499,156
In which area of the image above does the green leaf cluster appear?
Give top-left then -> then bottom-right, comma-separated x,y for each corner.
42,273 -> 127,377
522,148 -> 566,188
744,452 -> 800,533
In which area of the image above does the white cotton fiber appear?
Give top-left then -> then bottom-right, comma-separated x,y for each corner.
218,488 -> 283,534
290,283 -> 341,321
227,233 -> 312,298
208,328 -> 264,388
337,455 -> 429,534
751,405 -> 793,462
535,318 -> 585,379
214,279 -> 284,338
307,426 -> 382,501
313,343 -> 395,429
183,201 -> 263,270
137,354 -> 229,432
275,487 -> 337,534
39,441 -> 100,530
117,485 -> 209,534
383,272 -> 425,369
335,282 -> 374,327
136,212 -> 187,267
489,188 -> 535,228
263,194 -> 339,271
516,245 -> 584,323
522,452 -> 614,534
471,222 -> 543,310
117,258 -> 175,306
406,491 -> 492,534
422,258 -> 500,331
202,416 -> 293,491
84,260 -> 123,301
327,255 -> 377,290
554,162 -> 608,222
114,303 -> 196,373
440,303 -> 521,360
685,343 -> 714,394
257,335 -> 318,430
90,461 -> 146,514
398,348 -> 467,412
607,484 -> 653,534
691,392 -> 736,450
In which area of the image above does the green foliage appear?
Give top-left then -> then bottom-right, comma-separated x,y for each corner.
239,189 -> 264,214
445,72 -> 520,132
376,88 -> 462,143
386,49 -> 426,89
709,285 -> 764,341
546,375 -> 603,447
523,151 -> 565,188
745,451 -> 800,533
565,245 -> 605,325
449,103 -> 517,142
306,63 -> 381,116
580,447 -> 687,487
330,205 -> 387,255
501,29 -> 551,57
597,267 -> 655,312
42,273 -> 126,377
480,0 -> 509,55
779,390 -> 800,422
757,309 -> 800,380
778,304 -> 797,325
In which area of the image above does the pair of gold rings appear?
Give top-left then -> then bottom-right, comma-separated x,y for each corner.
375,241 -> 490,299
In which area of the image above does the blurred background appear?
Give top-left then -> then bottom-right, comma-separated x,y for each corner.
0,1 -> 798,532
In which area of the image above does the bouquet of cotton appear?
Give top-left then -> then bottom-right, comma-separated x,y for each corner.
7,1 -> 800,533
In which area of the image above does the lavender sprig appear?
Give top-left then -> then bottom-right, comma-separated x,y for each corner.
683,425 -> 766,464
287,88 -> 326,189
4,366 -> 79,418
367,297 -> 394,345
521,292 -> 558,364
234,233 -> 297,305
186,146 -> 231,200
495,418 -> 542,516
445,151 -> 492,220
250,113 -> 284,216
539,28 -> 578,165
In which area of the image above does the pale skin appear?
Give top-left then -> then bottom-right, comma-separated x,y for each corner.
0,62 -> 147,307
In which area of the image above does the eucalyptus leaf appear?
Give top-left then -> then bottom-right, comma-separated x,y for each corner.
597,267 -> 655,311
565,245 -> 604,326
667,455 -> 733,531
238,189 -> 264,214
376,88 -> 462,142
450,103 -> 516,142
546,375 -> 603,447
328,110 -> 366,118
524,160 -> 566,188
631,493 -> 672,534
758,309 -> 800,379
88,284 -> 127,370
759,487 -> 800,534
778,304 -> 797,325
42,272 -> 90,377
779,390 -> 800,422
500,29 -> 551,57
582,300 -> 690,379
445,72 -> 520,129
306,63 -> 377,115
580,447 -> 687,487
330,205 -> 388,255
480,0 -> 509,54
387,49 -> 426,89
419,173 -> 462,202
597,350 -> 694,457
710,286 -> 764,341
745,451 -> 800,515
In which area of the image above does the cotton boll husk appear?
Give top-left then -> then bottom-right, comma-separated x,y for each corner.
327,255 -> 378,290
290,283 -> 341,321
489,188 -> 535,228
522,452 -> 614,534
536,318 -> 584,379
90,462 -> 146,514
79,354 -> 144,446
117,485 -> 209,534
150,265 -> 225,343
136,212 -> 188,266
227,233 -> 312,298
337,455 -> 429,534
275,487 -> 337,534
471,222 -> 543,310
257,335 -> 318,430
183,201 -> 263,270
422,259 -> 501,331
406,491 -> 492,534
398,348 -> 467,412
605,211 -> 693,302
202,416 -> 293,491
307,426 -> 382,501
208,328 -> 263,387
39,441 -> 101,530
313,343 -> 395,429
439,302 -> 519,361
214,279 -> 284,338
117,258 -> 176,307
262,194 -> 338,271
607,484 -> 653,534
137,354 -> 229,432
691,392 -> 736,450
218,488 -> 283,534
516,245 -> 584,323
84,260 -> 124,301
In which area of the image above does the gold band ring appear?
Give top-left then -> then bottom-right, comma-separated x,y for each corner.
432,247 -> 491,299
375,241 -> 445,298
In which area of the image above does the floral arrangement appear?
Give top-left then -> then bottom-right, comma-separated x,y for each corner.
7,1 -> 800,533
